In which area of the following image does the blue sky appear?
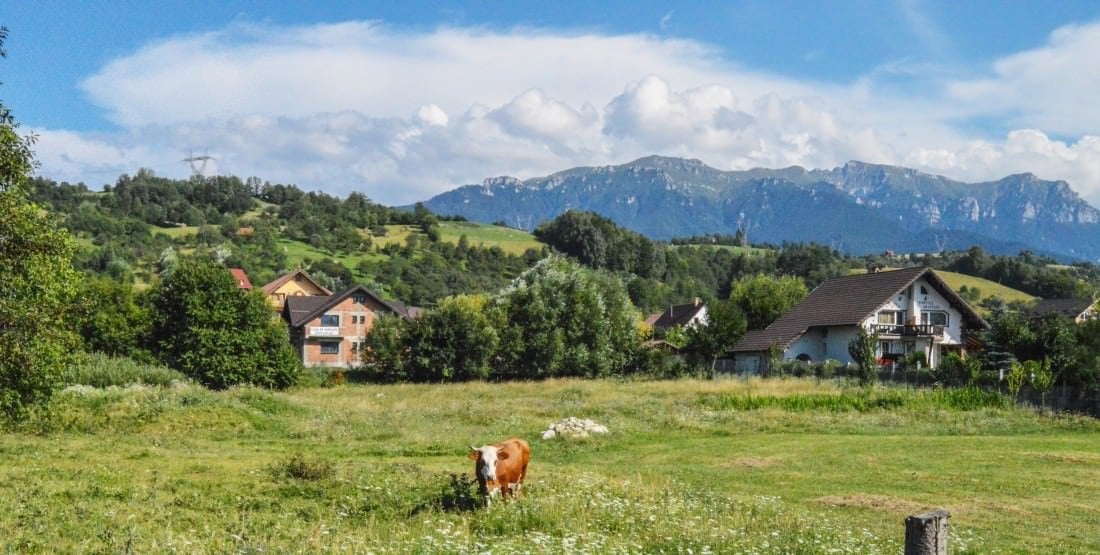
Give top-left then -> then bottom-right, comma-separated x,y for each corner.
4,0 -> 1100,205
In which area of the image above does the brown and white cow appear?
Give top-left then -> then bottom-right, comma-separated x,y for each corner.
468,438 -> 530,503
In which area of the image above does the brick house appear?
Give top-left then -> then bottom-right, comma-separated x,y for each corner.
281,285 -> 409,367
261,269 -> 332,312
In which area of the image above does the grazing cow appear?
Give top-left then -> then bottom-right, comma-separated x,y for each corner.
468,438 -> 530,503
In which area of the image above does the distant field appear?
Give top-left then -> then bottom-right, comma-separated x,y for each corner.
3,377 -> 1096,553
438,221 -> 545,255
370,223 -> 545,256
853,267 -> 1036,307
935,270 -> 1036,305
674,243 -> 771,256
277,238 -> 386,272
152,225 -> 199,238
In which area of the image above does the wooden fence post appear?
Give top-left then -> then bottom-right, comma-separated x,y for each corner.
904,509 -> 949,555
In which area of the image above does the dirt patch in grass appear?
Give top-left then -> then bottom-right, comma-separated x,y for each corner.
722,456 -> 782,469
1029,451 -> 1100,464
814,494 -> 927,515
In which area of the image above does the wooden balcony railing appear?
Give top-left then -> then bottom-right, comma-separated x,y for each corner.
870,324 -> 944,337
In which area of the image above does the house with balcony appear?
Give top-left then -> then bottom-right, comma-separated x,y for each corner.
730,267 -> 988,373
261,269 -> 332,312
281,284 -> 409,367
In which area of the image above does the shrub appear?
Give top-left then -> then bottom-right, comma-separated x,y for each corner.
271,453 -> 335,481
61,353 -> 187,388
148,258 -> 300,389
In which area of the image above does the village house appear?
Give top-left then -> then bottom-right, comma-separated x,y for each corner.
731,267 -> 988,373
260,269 -> 332,312
646,298 -> 708,336
281,284 -> 409,367
1027,298 -> 1099,323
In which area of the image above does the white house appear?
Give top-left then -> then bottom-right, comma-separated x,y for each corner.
730,267 -> 988,373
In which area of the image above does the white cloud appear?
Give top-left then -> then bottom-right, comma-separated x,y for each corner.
28,19 -> 1100,208
947,21 -> 1100,136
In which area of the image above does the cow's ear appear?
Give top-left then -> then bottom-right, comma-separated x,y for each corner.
498,450 -> 510,460
467,448 -> 479,461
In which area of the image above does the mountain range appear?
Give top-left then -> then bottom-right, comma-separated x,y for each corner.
418,156 -> 1100,261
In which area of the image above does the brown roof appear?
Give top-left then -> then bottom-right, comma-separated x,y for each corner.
1028,298 -> 1096,320
228,268 -> 252,290
261,269 -> 332,296
283,284 -> 408,327
652,301 -> 706,329
284,296 -> 332,327
732,267 -> 988,353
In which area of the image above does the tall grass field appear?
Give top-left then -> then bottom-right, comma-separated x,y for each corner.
3,373 -> 1098,553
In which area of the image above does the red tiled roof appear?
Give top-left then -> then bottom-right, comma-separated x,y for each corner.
229,268 -> 252,290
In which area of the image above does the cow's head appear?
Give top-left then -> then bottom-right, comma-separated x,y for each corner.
468,444 -> 512,486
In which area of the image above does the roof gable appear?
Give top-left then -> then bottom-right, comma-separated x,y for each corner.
652,302 -> 706,329
284,284 -> 407,327
1028,298 -> 1097,320
261,270 -> 332,296
733,267 -> 988,352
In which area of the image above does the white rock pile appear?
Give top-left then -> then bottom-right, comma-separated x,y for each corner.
541,417 -> 609,439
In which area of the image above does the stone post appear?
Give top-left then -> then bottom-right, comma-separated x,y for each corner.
904,510 -> 949,555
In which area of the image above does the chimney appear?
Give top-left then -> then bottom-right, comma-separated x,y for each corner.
693,297 -> 701,307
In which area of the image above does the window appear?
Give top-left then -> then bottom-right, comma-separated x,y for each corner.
320,342 -> 340,354
921,311 -> 948,326
353,294 -> 367,303
320,314 -> 339,326
877,311 -> 904,325
878,341 -> 894,355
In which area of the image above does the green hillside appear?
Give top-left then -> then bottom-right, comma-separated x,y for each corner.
935,270 -> 1037,305
438,221 -> 545,255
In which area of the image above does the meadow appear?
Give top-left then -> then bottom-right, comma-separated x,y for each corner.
3,372 -> 1098,553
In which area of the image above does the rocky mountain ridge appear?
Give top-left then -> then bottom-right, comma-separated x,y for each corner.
420,156 -> 1100,260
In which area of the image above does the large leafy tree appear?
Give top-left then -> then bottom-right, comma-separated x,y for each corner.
496,256 -> 639,378
685,299 -> 747,376
400,294 -> 499,382
148,258 -> 299,389
729,274 -> 808,330
0,28 -> 81,419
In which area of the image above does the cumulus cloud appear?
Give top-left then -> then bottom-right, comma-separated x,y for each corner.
27,19 -> 1100,207
947,21 -> 1100,136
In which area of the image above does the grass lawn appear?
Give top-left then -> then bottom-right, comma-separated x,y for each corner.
2,377 -> 1097,553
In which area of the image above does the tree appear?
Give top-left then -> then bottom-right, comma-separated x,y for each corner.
495,256 -> 639,378
73,277 -> 153,362
0,28 -> 82,419
1005,361 -> 1026,401
685,299 -> 747,376
847,327 -> 879,386
1028,359 -> 1054,410
401,295 -> 499,382
729,274 -> 807,330
148,258 -> 299,389
359,314 -> 409,382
